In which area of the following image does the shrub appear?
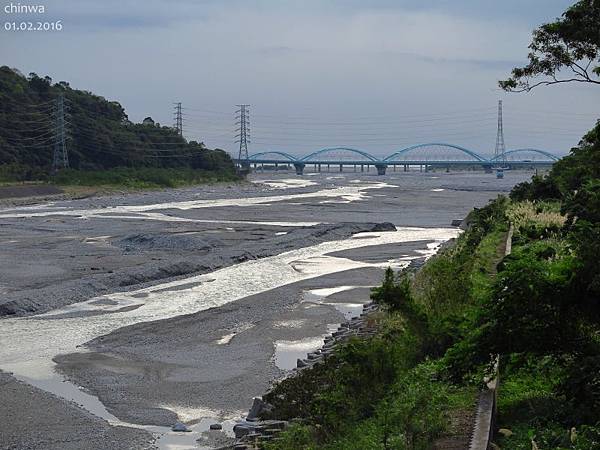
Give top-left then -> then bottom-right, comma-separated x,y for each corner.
371,268 -> 413,313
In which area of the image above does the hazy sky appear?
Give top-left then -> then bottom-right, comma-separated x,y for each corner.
2,0 -> 598,158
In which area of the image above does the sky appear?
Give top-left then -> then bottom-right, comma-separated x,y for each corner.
1,0 -> 599,158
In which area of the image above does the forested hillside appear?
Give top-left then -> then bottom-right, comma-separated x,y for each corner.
0,66 -> 235,182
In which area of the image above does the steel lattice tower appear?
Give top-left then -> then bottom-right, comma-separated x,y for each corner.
494,100 -> 506,166
173,102 -> 183,136
52,93 -> 68,172
235,104 -> 250,165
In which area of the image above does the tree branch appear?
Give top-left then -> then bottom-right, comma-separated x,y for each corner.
507,77 -> 600,93
570,61 -> 592,81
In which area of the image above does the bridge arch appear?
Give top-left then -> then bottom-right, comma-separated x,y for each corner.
248,151 -> 298,162
491,148 -> 559,162
300,147 -> 380,162
384,143 -> 487,162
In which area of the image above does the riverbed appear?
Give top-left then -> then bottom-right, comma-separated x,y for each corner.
0,170 -> 530,449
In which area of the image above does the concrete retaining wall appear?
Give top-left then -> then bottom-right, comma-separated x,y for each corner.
468,224 -> 513,450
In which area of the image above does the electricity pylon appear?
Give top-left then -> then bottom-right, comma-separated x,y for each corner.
173,102 -> 183,136
493,100 -> 507,178
235,104 -> 250,171
52,93 -> 68,172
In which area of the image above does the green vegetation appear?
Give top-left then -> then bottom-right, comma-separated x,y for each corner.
262,120 -> 600,448
51,167 -> 238,189
493,356 -> 600,449
260,202 -> 513,449
262,334 -> 476,450
258,3 -> 600,448
476,123 -> 600,449
0,66 -> 238,187
500,0 -> 600,92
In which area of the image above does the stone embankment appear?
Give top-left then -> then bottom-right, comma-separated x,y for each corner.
229,299 -> 382,449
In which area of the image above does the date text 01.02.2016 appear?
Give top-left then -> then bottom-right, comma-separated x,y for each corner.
4,20 -> 63,31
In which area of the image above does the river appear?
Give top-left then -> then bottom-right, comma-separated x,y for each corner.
0,170 -> 530,449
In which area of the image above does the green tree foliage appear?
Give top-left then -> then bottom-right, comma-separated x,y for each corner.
262,333 -> 473,450
510,175 -> 561,202
514,123 -> 600,307
371,268 -> 412,313
0,66 -> 235,178
443,120 -> 600,429
552,122 -> 600,194
446,242 -> 582,369
499,0 -> 600,91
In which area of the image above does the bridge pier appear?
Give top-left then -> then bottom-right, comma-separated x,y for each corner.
293,163 -> 305,175
404,164 -> 408,172
318,164 -> 321,172
361,165 -> 364,172
339,164 -> 343,172
375,164 -> 387,176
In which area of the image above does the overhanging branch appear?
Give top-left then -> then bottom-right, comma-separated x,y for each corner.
506,77 -> 600,93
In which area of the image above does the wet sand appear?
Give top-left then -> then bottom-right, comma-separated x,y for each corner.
0,170 -> 531,449
0,370 -> 155,450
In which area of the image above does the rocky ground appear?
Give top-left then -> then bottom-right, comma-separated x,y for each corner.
0,221 -> 390,317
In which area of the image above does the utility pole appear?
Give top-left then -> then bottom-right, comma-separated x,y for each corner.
173,102 -> 183,137
52,93 -> 68,172
235,104 -> 250,170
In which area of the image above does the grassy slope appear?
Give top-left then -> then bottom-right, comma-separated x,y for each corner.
490,202 -> 599,449
264,194 -> 600,449
263,205 -> 510,450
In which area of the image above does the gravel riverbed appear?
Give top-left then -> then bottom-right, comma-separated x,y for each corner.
0,170 -> 530,449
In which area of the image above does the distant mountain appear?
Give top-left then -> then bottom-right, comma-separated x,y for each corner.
0,66 -> 234,174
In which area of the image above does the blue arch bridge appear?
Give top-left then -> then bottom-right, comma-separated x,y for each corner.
235,144 -> 560,175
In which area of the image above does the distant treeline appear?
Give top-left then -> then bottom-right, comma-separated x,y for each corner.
0,66 -> 235,181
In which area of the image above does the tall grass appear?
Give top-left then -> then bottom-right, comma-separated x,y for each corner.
506,201 -> 566,230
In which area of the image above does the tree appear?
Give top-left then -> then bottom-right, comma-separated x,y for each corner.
370,267 -> 412,312
499,0 -> 600,92
27,72 -> 51,93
